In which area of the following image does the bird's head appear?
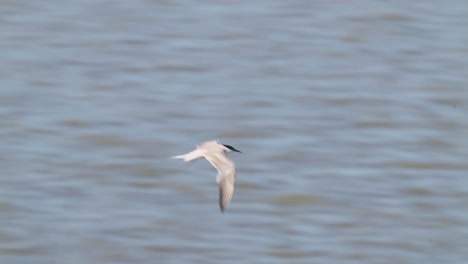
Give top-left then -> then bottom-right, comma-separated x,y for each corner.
222,144 -> 242,153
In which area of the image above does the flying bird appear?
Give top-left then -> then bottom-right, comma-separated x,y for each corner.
172,140 -> 241,212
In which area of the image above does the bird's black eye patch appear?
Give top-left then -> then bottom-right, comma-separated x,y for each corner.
222,144 -> 242,153
223,144 -> 234,150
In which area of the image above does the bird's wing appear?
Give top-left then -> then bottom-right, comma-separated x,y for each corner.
205,153 -> 236,212
205,152 -> 235,174
218,169 -> 235,212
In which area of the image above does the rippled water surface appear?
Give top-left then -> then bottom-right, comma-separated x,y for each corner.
1,1 -> 468,263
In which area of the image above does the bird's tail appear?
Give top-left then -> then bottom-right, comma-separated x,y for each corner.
171,154 -> 188,161
171,148 -> 204,162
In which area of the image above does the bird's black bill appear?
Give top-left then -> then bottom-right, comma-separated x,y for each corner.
223,144 -> 242,153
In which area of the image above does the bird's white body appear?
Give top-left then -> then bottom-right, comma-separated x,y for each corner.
172,140 -> 241,212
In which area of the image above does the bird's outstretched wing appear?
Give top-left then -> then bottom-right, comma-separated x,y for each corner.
206,153 -> 236,212
218,168 -> 235,212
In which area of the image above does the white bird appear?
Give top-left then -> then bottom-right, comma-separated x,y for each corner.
172,140 -> 242,212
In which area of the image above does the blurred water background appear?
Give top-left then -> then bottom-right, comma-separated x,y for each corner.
1,1 -> 468,263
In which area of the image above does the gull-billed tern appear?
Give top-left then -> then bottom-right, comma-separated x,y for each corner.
172,140 -> 241,212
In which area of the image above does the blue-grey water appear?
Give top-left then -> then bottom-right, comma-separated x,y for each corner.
1,1 -> 468,263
